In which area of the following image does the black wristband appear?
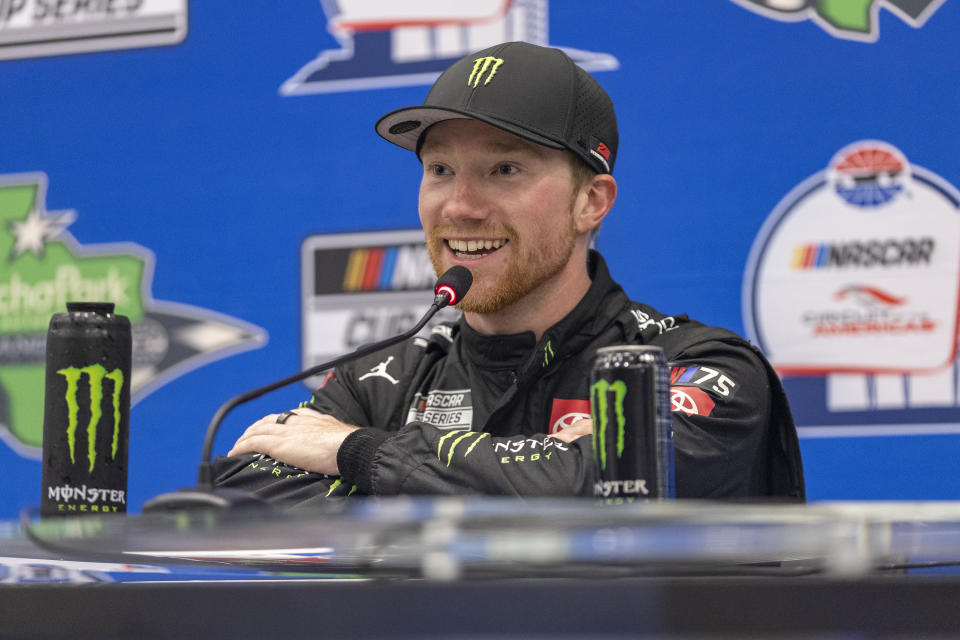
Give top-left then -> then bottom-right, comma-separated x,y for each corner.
337,428 -> 392,493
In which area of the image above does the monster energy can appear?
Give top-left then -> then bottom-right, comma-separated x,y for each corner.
40,302 -> 131,517
590,345 -> 674,501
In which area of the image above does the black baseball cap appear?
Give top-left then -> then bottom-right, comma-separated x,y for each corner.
375,41 -> 618,174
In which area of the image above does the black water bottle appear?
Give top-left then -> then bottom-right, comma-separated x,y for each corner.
40,302 -> 131,517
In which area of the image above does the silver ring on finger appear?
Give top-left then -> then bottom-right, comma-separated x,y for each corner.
276,410 -> 296,424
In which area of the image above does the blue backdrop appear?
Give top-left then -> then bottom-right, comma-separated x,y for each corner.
2,0 -> 958,515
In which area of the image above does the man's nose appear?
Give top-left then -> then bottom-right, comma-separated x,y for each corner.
442,175 -> 489,222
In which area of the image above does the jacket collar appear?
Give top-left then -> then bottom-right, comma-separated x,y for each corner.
456,251 -> 628,372
530,250 -> 628,372
458,320 -> 535,369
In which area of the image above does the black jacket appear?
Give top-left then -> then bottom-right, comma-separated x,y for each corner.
215,252 -> 804,504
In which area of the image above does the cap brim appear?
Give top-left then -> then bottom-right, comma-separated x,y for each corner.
376,105 -> 566,155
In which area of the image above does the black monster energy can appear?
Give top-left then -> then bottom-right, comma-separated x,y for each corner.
590,345 -> 674,501
40,302 -> 131,517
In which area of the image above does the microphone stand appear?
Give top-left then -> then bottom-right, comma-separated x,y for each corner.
142,291 -> 452,512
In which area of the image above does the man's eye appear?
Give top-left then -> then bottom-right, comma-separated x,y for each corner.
429,164 -> 450,176
496,164 -> 518,176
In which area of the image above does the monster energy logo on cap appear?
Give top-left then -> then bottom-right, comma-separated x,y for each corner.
58,364 -> 124,473
467,56 -> 503,88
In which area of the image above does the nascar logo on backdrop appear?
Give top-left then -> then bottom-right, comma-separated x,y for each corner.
301,229 -> 460,389
280,0 -> 618,96
743,142 -> 960,434
0,173 -> 265,457
729,0 -> 945,42
0,0 -> 187,61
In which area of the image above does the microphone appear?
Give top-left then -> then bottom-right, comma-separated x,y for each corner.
142,266 -> 472,512
433,264 -> 472,307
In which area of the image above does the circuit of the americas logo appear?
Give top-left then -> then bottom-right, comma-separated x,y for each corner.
590,379 -> 626,471
729,0 -> 945,42
58,364 -> 124,473
280,0 -> 618,96
0,173 -> 265,458
743,141 -> 960,434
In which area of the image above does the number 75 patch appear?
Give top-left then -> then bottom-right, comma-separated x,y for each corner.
669,365 -> 738,399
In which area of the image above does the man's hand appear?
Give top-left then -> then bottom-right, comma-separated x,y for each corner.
228,407 -> 359,475
547,418 -> 593,444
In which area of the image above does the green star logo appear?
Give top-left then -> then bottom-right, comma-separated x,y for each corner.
0,173 -> 265,457
730,0 -> 945,42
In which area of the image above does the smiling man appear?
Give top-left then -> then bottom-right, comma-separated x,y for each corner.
418,119 -> 609,337
218,42 -> 805,503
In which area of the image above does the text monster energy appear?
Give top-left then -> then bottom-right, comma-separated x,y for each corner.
41,301 -> 131,517
58,364 -> 124,472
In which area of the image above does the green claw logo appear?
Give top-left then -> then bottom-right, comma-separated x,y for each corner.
590,379 -> 627,470
58,364 -> 124,473
0,172 -> 265,458
542,340 -> 555,367
730,0 -> 945,41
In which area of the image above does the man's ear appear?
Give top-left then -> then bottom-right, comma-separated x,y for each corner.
575,174 -> 617,233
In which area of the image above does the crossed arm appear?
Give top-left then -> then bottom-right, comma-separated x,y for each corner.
228,407 -> 592,476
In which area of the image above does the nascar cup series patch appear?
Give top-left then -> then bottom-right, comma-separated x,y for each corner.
743,141 -> 960,377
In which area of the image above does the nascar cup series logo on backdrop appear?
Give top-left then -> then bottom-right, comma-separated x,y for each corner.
280,0 -> 618,95
301,229 -> 459,389
729,0 -> 945,42
0,0 -> 187,61
0,173 -> 265,457
743,142 -> 960,426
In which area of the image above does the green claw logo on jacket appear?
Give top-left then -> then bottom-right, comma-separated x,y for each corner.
0,172 -> 265,458
730,0 -> 944,42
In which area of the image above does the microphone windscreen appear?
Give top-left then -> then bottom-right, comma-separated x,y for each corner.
434,266 -> 473,306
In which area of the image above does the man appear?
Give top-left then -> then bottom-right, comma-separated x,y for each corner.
216,41 -> 804,503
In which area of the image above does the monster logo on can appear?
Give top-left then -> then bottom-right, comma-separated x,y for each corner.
590,378 -> 627,472
590,345 -> 674,501
41,302 -> 131,516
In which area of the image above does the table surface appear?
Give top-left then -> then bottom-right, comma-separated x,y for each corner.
4,499 -> 960,638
